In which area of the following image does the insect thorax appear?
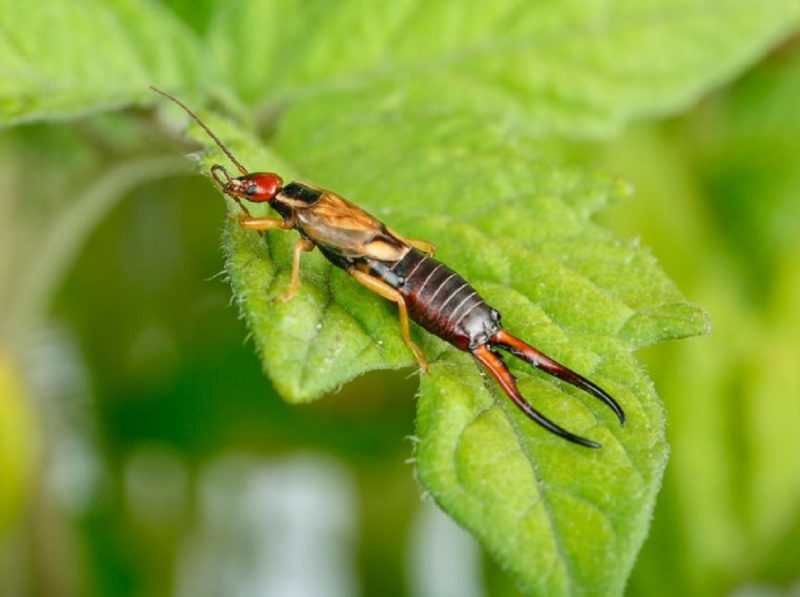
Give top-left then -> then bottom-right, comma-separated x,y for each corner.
279,182 -> 322,205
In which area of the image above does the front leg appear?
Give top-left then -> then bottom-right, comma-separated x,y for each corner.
238,214 -> 293,231
235,215 -> 309,302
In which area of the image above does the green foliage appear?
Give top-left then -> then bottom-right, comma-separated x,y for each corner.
2,0 -> 798,595
0,353 -> 38,535
0,0 -> 199,125
186,0 -> 799,137
4,0 -> 797,135
603,51 -> 800,596
193,93 -> 704,594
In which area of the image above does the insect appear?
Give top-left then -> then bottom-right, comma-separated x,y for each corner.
153,87 -> 625,448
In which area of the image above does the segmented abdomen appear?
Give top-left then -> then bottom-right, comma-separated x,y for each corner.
371,248 -> 500,351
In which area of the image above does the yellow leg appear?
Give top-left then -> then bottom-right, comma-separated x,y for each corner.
273,237 -> 315,302
407,238 -> 436,255
386,226 -> 436,256
349,269 -> 429,373
238,214 -> 293,231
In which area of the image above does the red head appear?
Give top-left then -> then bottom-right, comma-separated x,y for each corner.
211,165 -> 283,203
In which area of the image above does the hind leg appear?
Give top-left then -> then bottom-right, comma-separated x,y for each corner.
348,269 -> 429,373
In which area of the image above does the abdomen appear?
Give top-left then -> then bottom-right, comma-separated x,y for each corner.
370,249 -> 500,351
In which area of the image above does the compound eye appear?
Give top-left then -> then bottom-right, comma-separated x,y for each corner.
245,184 -> 259,197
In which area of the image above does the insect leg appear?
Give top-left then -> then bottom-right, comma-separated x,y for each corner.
237,215 -> 293,231
273,237 -> 315,303
472,344 -> 600,448
348,269 -> 429,372
385,227 -> 436,256
491,330 -> 625,425
406,239 -> 436,256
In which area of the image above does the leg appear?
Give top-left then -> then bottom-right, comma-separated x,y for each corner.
386,226 -> 436,255
407,238 -> 436,255
348,269 -> 429,372
472,345 -> 600,448
273,237 -> 315,302
238,214 -> 293,231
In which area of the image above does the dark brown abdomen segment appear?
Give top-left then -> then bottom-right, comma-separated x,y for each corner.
372,249 -> 500,351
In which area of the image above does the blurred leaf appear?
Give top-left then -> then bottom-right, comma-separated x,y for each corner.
602,69 -> 800,592
681,52 -> 800,590
0,0 -> 200,125
160,0 -> 218,34
0,351 -> 38,536
0,122 -> 189,340
208,0 -> 800,137
689,51 -> 800,292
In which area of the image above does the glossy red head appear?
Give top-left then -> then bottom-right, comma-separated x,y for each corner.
211,165 -> 283,203
236,172 -> 283,202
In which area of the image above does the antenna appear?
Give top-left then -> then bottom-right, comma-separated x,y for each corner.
151,86 -> 248,175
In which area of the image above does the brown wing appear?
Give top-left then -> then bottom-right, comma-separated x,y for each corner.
295,191 -> 409,261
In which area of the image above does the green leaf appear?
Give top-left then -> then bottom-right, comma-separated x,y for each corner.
208,0 -> 800,137
415,347 -> 663,596
170,92 -> 707,595
604,57 -> 800,594
0,0 -> 200,125
281,98 -> 706,595
690,51 -> 800,286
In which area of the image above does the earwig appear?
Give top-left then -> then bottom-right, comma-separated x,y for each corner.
153,87 -> 625,448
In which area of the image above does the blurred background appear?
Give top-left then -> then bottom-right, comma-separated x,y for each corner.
1,11 -> 799,597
